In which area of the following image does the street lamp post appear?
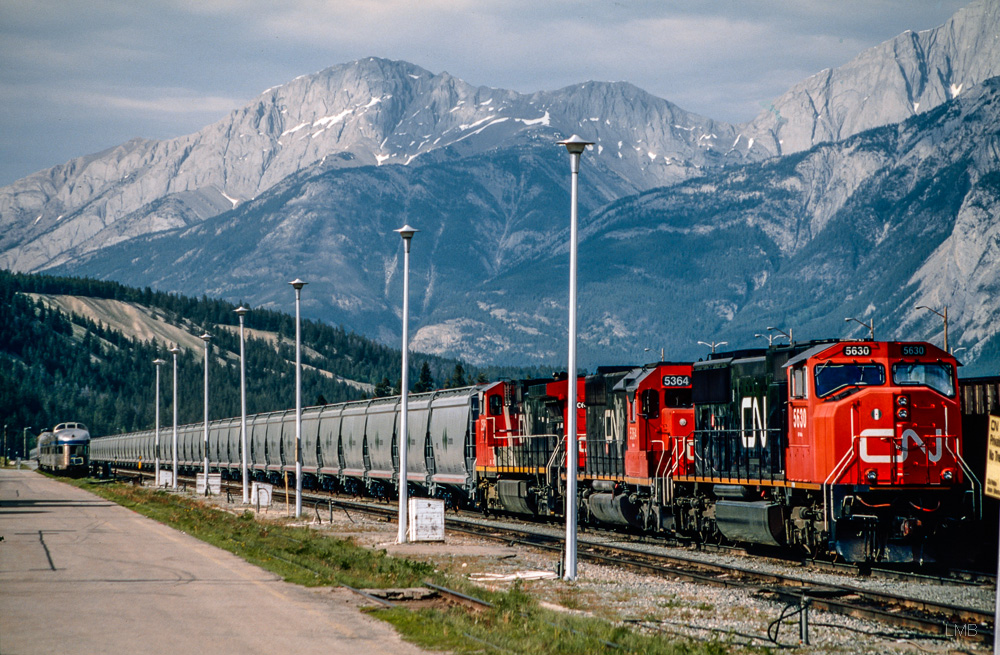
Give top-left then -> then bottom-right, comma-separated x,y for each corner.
22,426 -> 31,463
844,316 -> 875,341
697,340 -> 728,354
558,134 -> 593,582
289,281 -> 306,519
394,226 -> 418,543
153,358 -> 166,486
766,326 -> 793,344
169,345 -> 180,490
916,305 -> 948,352
235,306 -> 250,504
200,332 -> 211,489
754,333 -> 775,346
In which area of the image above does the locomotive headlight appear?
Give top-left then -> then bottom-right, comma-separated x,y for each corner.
679,418 -> 688,427
896,406 -> 910,420
941,469 -> 955,483
865,469 -> 878,484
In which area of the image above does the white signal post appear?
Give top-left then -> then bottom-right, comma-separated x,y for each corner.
558,134 -> 592,581
169,345 -> 180,489
395,225 -> 418,543
289,281 -> 306,518
153,358 -> 166,485
235,306 -> 249,504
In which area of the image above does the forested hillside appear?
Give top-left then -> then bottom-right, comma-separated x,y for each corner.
0,271 -> 539,456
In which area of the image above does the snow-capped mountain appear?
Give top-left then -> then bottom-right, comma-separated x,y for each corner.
0,58 -> 736,274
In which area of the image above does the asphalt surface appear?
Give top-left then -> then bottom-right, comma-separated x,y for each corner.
0,468 -> 431,655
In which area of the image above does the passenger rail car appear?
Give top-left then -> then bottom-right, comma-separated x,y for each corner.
37,422 -> 90,476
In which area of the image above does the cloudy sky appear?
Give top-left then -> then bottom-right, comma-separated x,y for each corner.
1,0 -> 970,186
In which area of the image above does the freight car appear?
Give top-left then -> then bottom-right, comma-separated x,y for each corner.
91,387 -> 481,507
37,422 -> 90,476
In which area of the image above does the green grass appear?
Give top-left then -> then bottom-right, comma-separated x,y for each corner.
73,480 -> 735,655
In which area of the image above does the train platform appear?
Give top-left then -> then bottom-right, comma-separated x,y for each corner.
0,468 -> 431,655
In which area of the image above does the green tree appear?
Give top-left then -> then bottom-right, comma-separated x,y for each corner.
373,377 -> 392,398
413,362 -> 434,393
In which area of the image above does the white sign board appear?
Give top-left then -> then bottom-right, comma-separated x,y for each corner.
196,473 -> 222,496
985,415 -> 1000,500
252,482 -> 273,507
408,498 -> 445,542
156,470 -> 173,488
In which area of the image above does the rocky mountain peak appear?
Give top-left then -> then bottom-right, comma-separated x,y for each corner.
744,0 -> 1000,156
0,57 -> 737,274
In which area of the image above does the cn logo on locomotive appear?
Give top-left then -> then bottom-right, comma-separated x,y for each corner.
858,428 -> 944,463
740,396 -> 767,448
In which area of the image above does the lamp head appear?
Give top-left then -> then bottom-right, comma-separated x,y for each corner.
234,306 -> 249,316
394,224 -> 419,241
168,344 -> 180,355
558,134 -> 594,155
289,279 -> 306,290
153,358 -> 166,366
200,332 -> 211,343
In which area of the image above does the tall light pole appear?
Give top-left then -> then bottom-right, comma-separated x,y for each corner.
916,305 -> 948,352
766,326 -> 793,344
153,358 -> 166,485
22,426 -> 31,462
844,316 -> 875,341
235,306 -> 250,504
697,340 -> 728,354
558,134 -> 593,581
394,225 -> 418,543
169,344 -> 180,490
289,280 -> 306,518
200,332 -> 211,487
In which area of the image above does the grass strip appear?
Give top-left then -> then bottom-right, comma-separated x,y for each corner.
74,480 -> 735,655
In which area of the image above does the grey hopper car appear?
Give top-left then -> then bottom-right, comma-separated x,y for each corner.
90,386 -> 481,505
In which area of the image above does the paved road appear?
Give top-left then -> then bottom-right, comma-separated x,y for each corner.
0,469 -> 430,655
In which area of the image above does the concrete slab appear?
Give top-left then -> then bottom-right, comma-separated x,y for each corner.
0,469 -> 433,655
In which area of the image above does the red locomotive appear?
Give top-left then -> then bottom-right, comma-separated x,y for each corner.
475,340 -> 976,562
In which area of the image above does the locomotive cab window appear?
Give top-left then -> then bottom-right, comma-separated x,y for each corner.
663,388 -> 693,408
814,363 -> 885,398
892,363 -> 955,397
488,394 -> 503,416
640,389 -> 659,418
790,366 -> 808,399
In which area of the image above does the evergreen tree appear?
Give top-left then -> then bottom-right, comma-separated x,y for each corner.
445,363 -> 467,389
373,377 -> 392,398
413,361 -> 434,393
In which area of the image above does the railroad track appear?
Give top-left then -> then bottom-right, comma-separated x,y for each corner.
310,494 -> 996,645
115,469 -> 994,644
